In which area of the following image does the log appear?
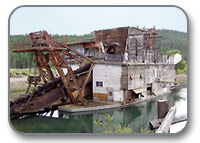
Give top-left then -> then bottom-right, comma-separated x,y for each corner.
156,106 -> 176,133
149,114 -> 187,130
157,100 -> 168,119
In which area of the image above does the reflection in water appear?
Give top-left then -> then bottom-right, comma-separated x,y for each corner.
11,114 -> 93,133
11,88 -> 187,133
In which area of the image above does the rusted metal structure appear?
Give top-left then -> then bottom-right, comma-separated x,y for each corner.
10,31 -> 94,118
94,27 -> 162,63
10,27 -> 176,117
69,27 -> 162,63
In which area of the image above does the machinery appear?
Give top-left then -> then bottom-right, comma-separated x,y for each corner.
10,31 -> 94,118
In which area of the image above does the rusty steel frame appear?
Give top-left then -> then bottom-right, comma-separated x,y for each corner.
33,51 -> 48,84
15,87 -> 66,114
12,31 -> 94,106
56,52 -> 86,104
142,27 -> 162,63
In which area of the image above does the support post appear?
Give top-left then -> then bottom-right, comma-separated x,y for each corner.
157,100 -> 169,119
76,63 -> 94,103
50,51 -> 76,104
39,52 -> 55,80
33,51 -> 47,83
59,53 -> 87,106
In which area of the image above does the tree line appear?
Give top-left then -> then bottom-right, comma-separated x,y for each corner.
158,29 -> 187,61
10,29 -> 187,74
9,33 -> 93,69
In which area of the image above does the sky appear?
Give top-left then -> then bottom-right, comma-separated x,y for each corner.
10,6 -> 187,35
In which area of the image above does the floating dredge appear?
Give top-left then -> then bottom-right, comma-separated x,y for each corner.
10,31 -> 94,118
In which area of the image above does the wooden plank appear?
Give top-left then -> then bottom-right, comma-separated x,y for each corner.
149,115 -> 187,130
93,93 -> 107,101
156,106 -> 176,133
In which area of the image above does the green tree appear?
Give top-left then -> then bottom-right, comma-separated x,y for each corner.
165,49 -> 187,74
166,49 -> 181,55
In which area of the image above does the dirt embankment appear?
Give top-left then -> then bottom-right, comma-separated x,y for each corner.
176,74 -> 187,86
10,77 -> 28,92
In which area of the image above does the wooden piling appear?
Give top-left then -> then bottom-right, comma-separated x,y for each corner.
157,100 -> 169,119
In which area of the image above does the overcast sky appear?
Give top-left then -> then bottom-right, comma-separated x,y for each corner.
10,6 -> 187,35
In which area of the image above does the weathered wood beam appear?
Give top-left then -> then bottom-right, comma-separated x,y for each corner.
12,47 -> 54,53
149,115 -> 187,130
50,51 -> 76,104
83,42 -> 104,53
60,43 -> 94,63
62,50 -> 83,64
59,54 -> 87,106
13,46 -> 94,63
33,51 -> 47,84
39,52 -> 55,80
156,106 -> 177,133
81,63 -> 94,91
76,63 -> 94,103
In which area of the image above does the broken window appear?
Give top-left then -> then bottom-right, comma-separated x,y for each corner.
96,81 -> 103,87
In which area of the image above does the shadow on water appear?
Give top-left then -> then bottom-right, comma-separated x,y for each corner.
11,114 -> 93,133
10,88 -> 187,133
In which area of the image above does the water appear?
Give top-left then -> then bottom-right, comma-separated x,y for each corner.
10,88 -> 187,133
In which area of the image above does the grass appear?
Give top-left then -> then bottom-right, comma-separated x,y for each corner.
10,68 -> 58,76
10,83 -> 37,101
10,68 -> 39,76
10,85 -> 35,93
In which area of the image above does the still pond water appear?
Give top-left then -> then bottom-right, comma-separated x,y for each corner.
10,88 -> 187,133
